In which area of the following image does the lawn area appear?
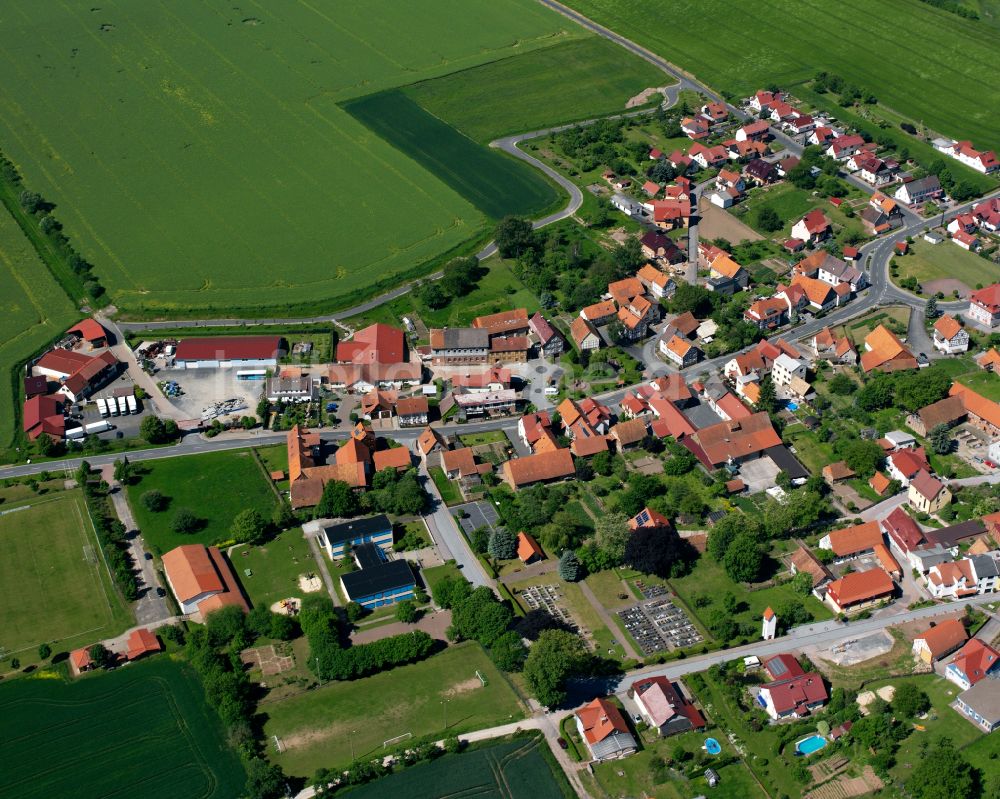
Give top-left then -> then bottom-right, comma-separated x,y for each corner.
733,182 -> 866,244
955,371 -> 1000,402
262,643 -> 525,777
429,467 -> 463,506
0,492 -> 131,666
839,306 -> 912,345
688,669 -> 809,798
0,658 -> 245,799
126,449 -> 280,554
340,737 -> 571,799
458,431 -> 510,447
862,675 -> 987,783
785,423 -> 836,476
0,205 -> 79,455
592,727 -> 766,799
896,240 -> 1000,293
422,560 -> 465,597
563,0 -> 1000,153
255,444 -> 290,492
230,528 -> 315,611
406,36 -> 670,143
344,256 -> 540,339
668,555 -> 832,643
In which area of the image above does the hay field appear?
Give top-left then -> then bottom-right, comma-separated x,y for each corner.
0,492 -> 131,659
0,0 -> 585,316
565,0 -> 1000,151
0,658 -> 245,799
405,36 -> 671,143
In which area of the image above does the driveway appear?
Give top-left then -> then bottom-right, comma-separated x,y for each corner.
103,471 -> 171,626
420,466 -> 493,589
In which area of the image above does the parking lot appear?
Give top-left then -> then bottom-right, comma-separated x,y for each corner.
153,367 -> 260,421
617,588 -> 704,656
67,373 -> 151,442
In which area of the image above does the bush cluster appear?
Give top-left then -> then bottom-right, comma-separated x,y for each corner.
300,596 -> 435,681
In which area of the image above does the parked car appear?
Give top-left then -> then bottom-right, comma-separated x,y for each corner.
556,738 -> 568,750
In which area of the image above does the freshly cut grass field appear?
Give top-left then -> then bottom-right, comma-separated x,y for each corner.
0,0 -> 585,316
343,91 -> 560,219
339,738 -> 571,799
126,449 -> 279,553
232,528 -> 314,610
0,492 -> 131,659
0,658 -> 246,799
0,207 -> 79,450
564,0 -> 1000,152
405,37 -> 670,143
897,240 -> 1000,292
263,643 -> 525,776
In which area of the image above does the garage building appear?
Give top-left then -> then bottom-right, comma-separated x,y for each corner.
173,336 -> 287,369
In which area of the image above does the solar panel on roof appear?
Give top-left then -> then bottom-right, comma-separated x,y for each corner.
768,657 -> 788,677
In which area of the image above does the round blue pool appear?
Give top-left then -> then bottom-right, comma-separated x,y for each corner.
795,734 -> 827,756
786,401 -> 799,411
704,738 -> 721,755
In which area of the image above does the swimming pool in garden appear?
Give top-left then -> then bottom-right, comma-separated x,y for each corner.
795,734 -> 827,755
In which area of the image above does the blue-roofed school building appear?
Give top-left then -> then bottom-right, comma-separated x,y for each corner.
316,514 -> 394,559
340,544 -> 416,609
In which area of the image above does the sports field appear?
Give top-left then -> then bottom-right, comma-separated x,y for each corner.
564,0 -> 1000,152
897,240 -> 1000,293
0,1 -> 663,317
340,737 -> 572,799
0,658 -> 246,799
126,449 -> 279,553
0,492 -> 131,660
405,37 -> 670,143
0,206 -> 79,451
263,643 -> 525,777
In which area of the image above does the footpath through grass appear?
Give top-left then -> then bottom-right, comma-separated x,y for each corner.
0,492 -> 131,663
262,643 -> 525,777
126,449 -> 280,554
0,658 -> 246,799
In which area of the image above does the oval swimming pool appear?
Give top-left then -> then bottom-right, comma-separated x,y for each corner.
795,734 -> 827,756
704,738 -> 721,755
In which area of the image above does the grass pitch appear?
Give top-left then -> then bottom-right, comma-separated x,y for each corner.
339,737 -> 571,799
0,658 -> 246,799
0,492 -> 131,660
0,207 -> 79,451
126,449 -> 279,554
263,643 -> 525,777
564,0 -> 1000,152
